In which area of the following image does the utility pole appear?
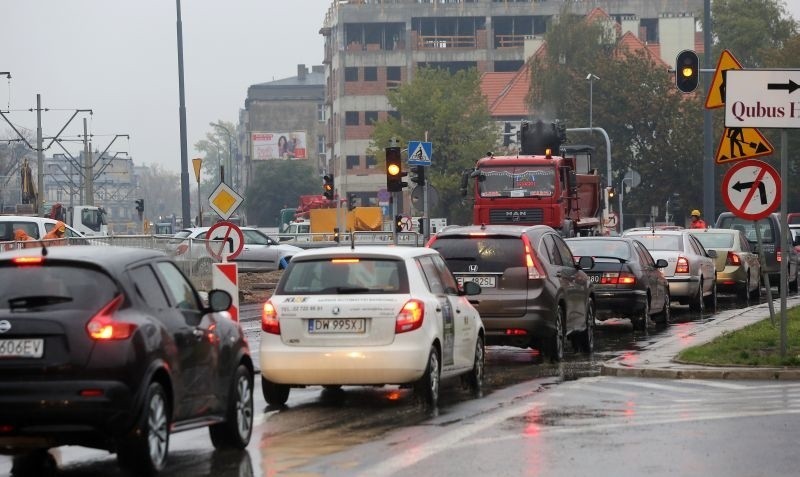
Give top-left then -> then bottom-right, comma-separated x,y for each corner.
36,94 -> 44,215
176,0 -> 191,228
83,117 -> 93,206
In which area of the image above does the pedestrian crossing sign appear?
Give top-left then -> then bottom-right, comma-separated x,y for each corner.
715,127 -> 774,164
408,141 -> 432,166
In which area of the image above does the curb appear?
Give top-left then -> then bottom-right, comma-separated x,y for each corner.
600,362 -> 800,380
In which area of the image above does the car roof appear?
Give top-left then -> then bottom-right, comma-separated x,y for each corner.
0,245 -> 166,275
624,229 -> 686,236
433,224 -> 554,238
1,215 -> 81,233
687,228 -> 737,234
290,245 -> 439,261
566,236 -> 633,242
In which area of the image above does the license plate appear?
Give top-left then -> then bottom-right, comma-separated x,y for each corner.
308,318 -> 366,334
457,276 -> 496,288
0,339 -> 44,358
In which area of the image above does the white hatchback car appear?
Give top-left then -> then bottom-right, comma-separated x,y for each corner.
260,246 -> 485,408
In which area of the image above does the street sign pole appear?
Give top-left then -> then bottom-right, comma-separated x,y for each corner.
780,130 -> 788,357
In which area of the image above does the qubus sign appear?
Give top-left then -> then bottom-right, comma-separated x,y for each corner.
725,69 -> 800,128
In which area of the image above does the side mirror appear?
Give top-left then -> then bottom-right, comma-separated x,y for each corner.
461,280 -> 482,296
655,258 -> 668,268
207,289 -> 232,313
577,255 -> 595,270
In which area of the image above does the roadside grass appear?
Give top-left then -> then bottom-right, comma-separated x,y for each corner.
677,307 -> 800,367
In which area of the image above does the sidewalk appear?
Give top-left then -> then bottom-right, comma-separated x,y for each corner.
601,295 -> 800,380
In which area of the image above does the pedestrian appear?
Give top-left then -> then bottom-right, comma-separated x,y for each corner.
690,209 -> 707,229
42,220 -> 68,245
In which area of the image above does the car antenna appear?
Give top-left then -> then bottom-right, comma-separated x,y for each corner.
349,228 -> 356,250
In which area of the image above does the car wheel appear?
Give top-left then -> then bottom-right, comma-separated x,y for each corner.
117,382 -> 170,475
261,376 -> 290,407
704,281 -> 717,312
465,337 -> 485,397
415,346 -> 440,409
654,291 -> 671,325
737,276 -> 751,305
210,365 -> 254,450
574,299 -> 594,353
544,306 -> 565,362
689,279 -> 705,313
633,297 -> 649,331
750,274 -> 761,301
790,267 -> 799,292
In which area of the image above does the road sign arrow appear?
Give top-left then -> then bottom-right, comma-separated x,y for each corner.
731,180 -> 767,204
767,79 -> 800,93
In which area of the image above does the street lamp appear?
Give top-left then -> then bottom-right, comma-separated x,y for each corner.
585,73 -> 599,131
211,122 -> 234,187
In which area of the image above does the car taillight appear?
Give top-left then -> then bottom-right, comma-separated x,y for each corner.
675,257 -> 690,274
12,256 -> 43,266
600,272 -> 636,286
395,299 -> 424,333
85,295 -> 133,340
521,235 -> 545,280
726,251 -> 741,266
261,300 -> 280,335
175,243 -> 189,255
777,249 -> 782,262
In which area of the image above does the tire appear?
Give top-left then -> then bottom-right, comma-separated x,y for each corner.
689,279 -> 705,313
633,298 -> 649,331
414,346 -> 440,409
704,281 -> 717,312
790,266 -> 799,292
573,299 -> 595,353
749,274 -> 761,301
544,306 -> 565,362
261,376 -> 290,407
117,382 -> 170,476
210,365 -> 254,450
465,337 -> 485,397
737,276 -> 751,305
654,291 -> 671,325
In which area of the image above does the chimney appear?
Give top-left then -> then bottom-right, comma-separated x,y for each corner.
297,64 -> 307,81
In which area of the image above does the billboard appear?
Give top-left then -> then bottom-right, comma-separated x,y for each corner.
251,131 -> 308,160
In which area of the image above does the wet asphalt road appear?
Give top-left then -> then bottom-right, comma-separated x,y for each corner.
0,290 -> 786,476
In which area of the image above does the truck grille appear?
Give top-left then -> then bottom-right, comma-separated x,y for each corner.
488,209 -> 544,224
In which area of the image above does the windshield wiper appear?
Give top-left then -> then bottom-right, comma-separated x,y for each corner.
9,295 -> 74,310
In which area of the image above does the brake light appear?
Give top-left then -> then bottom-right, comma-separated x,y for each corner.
261,300 -> 280,335
331,258 -> 359,263
521,235 -> 544,279
600,272 -> 636,286
395,299 -> 424,333
726,251 -> 741,266
12,256 -> 43,266
777,249 -> 782,262
85,295 -> 133,340
675,257 -> 690,274
505,329 -> 528,336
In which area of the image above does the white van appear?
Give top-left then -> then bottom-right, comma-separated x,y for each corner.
0,216 -> 85,249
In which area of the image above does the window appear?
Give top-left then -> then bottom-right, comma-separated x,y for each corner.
317,135 -> 326,154
346,155 -> 360,169
154,261 -> 201,311
130,265 -> 170,309
345,67 -> 359,81
364,67 -> 378,81
366,155 -> 377,169
388,110 -> 401,121
365,111 -> 378,125
387,66 -> 401,81
317,103 -> 326,122
417,255 -> 445,295
345,111 -> 359,126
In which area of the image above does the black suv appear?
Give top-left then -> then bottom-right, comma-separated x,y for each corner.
428,224 -> 595,360
0,246 -> 254,475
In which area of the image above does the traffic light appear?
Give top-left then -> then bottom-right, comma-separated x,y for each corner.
417,217 -> 425,233
675,49 -> 699,93
386,146 -> 407,192
503,122 -> 517,147
323,174 -> 334,200
409,165 -> 426,186
135,198 -> 144,220
395,215 -> 403,233
607,187 -> 616,199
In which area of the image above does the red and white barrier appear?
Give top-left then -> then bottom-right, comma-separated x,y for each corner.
212,262 -> 239,322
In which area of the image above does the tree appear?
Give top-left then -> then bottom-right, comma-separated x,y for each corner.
369,67 -> 497,225
244,160 -> 318,226
711,0 -> 797,68
529,7 -> 704,223
136,163 -> 182,220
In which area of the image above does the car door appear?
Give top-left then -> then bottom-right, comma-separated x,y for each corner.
542,233 -> 587,331
431,253 -> 476,370
236,229 -> 279,270
634,240 -> 667,312
417,255 -> 457,371
152,260 -> 219,416
688,235 -> 715,294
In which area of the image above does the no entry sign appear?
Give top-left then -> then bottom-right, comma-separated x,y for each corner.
721,159 -> 781,220
205,221 -> 245,260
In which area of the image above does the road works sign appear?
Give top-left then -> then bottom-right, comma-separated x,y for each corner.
205,221 -> 245,260
724,69 -> 800,129
721,159 -> 781,220
705,49 -> 743,109
714,127 -> 774,164
208,182 -> 244,220
407,141 -> 432,166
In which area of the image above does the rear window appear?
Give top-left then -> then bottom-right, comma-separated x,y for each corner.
627,234 -> 682,251
717,216 -> 775,243
0,221 -> 40,240
567,240 -> 631,261
278,258 -> 408,294
0,262 -> 118,311
431,236 -> 524,273
692,232 -> 734,249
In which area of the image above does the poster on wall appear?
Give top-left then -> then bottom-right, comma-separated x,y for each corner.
251,131 -> 307,160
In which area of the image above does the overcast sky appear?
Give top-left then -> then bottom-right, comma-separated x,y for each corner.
1,0 -> 332,173
2,1 -> 799,175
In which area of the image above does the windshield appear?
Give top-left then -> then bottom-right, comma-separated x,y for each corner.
627,234 -> 682,251
718,216 -> 775,243
692,233 -> 734,249
279,258 -> 408,294
567,240 -> 631,261
80,208 -> 105,231
478,166 -> 555,198
0,263 -> 118,312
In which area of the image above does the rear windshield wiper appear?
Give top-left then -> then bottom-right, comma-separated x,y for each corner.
8,295 -> 74,310
334,287 -> 371,294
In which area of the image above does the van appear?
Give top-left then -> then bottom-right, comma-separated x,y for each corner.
0,216 -> 85,250
714,212 -> 798,290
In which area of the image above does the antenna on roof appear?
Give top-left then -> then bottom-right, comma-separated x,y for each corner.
350,228 -> 355,250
